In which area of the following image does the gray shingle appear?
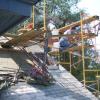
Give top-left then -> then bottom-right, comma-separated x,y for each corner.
0,49 -> 98,100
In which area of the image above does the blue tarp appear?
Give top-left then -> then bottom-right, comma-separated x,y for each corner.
0,0 -> 42,35
18,0 -> 42,5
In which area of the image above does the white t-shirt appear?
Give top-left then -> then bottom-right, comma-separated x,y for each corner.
48,23 -> 56,31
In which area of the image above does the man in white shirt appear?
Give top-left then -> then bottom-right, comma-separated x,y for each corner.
47,20 -> 56,31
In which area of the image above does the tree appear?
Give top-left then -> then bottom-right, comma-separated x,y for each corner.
34,0 -> 82,28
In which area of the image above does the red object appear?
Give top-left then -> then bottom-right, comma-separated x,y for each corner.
32,67 -> 43,76
27,23 -> 33,29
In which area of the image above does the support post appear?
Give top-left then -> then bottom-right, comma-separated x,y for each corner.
80,13 -> 86,87
69,52 -> 72,73
32,6 -> 35,29
43,0 -> 48,65
43,0 -> 46,30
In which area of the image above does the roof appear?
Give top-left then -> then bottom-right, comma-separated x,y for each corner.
0,0 -> 42,35
1,65 -> 97,100
0,46 -> 97,100
0,10 -> 27,35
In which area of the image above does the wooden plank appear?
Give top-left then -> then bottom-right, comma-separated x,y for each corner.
85,69 -> 100,72
4,34 -> 19,38
58,62 -> 70,64
48,45 -> 94,55
51,33 -> 97,38
50,33 -> 97,44
0,48 -> 25,53
2,29 -> 46,48
85,81 -> 96,83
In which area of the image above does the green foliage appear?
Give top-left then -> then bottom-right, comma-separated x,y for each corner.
44,0 -> 82,27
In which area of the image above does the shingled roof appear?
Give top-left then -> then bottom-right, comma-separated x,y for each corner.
0,45 -> 97,100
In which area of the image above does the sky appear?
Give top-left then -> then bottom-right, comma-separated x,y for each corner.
78,0 -> 100,16
78,0 -> 100,50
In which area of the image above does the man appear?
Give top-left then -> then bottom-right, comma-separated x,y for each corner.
47,20 -> 59,35
59,37 -> 70,51
47,20 -> 56,31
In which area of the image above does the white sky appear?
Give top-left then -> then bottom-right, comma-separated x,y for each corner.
78,0 -> 100,16
78,0 -> 100,50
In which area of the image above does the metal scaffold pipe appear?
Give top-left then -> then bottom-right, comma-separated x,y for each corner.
32,6 -> 35,29
43,0 -> 46,30
80,13 -> 86,87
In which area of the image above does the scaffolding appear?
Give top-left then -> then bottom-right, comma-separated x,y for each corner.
0,0 -> 100,97
48,15 -> 100,96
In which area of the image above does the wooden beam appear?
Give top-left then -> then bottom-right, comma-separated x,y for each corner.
85,69 -> 100,72
0,48 -> 25,53
51,33 -> 97,38
58,16 -> 99,33
85,81 -> 96,83
4,34 -> 18,38
58,62 -> 70,64
48,45 -> 94,55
